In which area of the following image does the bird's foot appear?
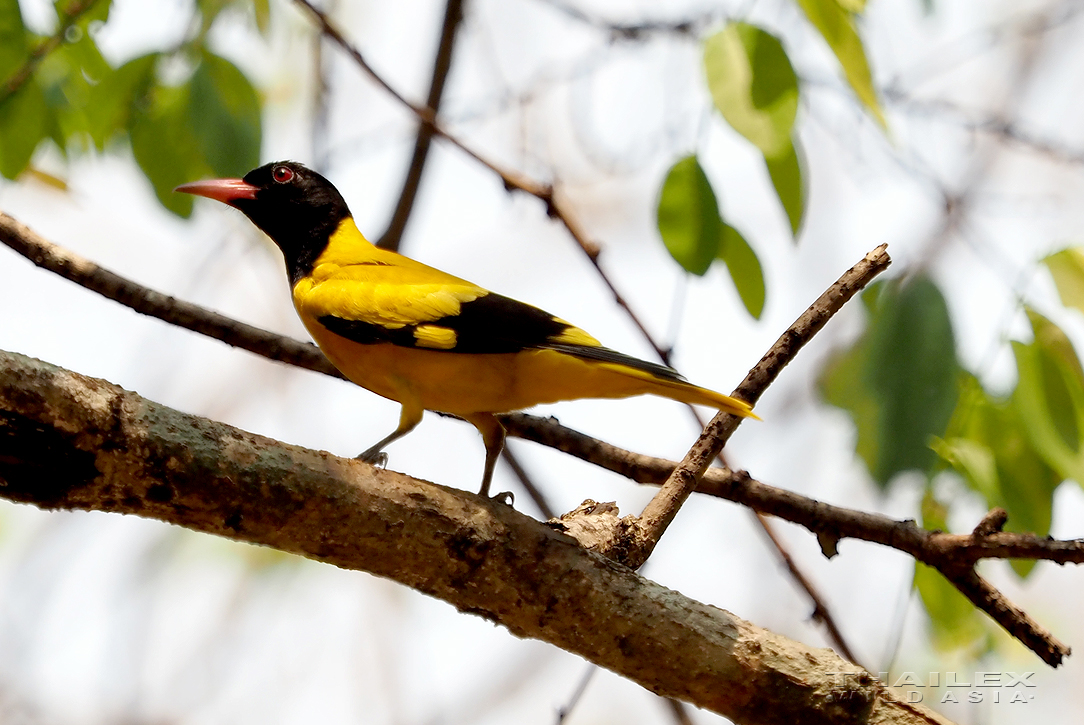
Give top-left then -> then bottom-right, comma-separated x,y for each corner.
490,491 -> 515,506
357,449 -> 388,468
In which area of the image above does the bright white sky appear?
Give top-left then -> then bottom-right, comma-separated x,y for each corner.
2,0 -> 1084,723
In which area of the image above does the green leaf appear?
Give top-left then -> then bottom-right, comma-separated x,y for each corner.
196,0 -> 230,32
914,490 -> 990,653
252,0 -> 270,35
819,277 -> 960,487
657,155 -> 722,276
935,373 -> 1061,577
793,0 -> 886,129
1041,247 -> 1084,316
196,0 -> 266,34
717,223 -> 765,319
0,0 -> 30,83
188,50 -> 261,177
0,80 -> 49,178
931,436 -> 999,502
865,278 -> 959,484
35,23 -> 113,152
126,50 -> 261,216
130,82 -> 203,217
835,0 -> 866,12
703,22 -> 799,158
1012,310 -> 1084,488
54,0 -> 111,26
86,52 -> 157,148
765,138 -> 805,237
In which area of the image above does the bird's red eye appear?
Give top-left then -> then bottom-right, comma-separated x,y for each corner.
272,165 -> 294,183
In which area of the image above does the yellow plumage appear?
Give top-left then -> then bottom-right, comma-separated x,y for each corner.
176,161 -> 757,497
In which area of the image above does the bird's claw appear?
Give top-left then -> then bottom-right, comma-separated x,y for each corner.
491,491 -> 515,506
357,450 -> 388,468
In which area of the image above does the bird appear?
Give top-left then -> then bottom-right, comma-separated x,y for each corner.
176,161 -> 757,497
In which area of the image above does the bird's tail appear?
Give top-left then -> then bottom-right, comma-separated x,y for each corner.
593,361 -> 760,420
548,342 -> 760,419
643,375 -> 760,420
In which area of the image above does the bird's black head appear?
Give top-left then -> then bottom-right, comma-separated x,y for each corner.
177,161 -> 351,284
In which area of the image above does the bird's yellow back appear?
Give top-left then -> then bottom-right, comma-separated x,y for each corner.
177,160 -> 756,495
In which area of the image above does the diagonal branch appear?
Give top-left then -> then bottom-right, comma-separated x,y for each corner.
0,212 -> 342,380
0,348 -> 953,725
376,0 -> 465,251
624,245 -> 892,567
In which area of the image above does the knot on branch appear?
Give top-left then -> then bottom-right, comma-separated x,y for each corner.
549,499 -> 646,566
972,507 -> 1009,538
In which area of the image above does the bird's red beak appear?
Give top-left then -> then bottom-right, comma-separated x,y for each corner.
174,178 -> 259,205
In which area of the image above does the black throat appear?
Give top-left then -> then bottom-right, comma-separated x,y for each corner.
230,162 -> 352,286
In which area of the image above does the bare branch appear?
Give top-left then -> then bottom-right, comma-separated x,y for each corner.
376,0 -> 465,251
624,245 -> 892,567
0,349 -> 953,725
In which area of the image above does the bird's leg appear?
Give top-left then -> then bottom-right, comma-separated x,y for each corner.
358,404 -> 423,466
465,413 -> 509,501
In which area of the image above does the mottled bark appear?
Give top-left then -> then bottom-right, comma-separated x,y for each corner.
0,350 -> 950,725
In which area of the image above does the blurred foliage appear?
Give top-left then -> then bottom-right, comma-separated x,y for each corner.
702,22 -> 805,239
1043,247 -> 1084,315
1011,309 -> 1084,490
792,0 -> 886,128
822,265 -> 1084,642
703,23 -> 798,160
0,0 -> 263,216
820,277 -> 961,488
656,155 -> 765,319
933,370 -> 1061,578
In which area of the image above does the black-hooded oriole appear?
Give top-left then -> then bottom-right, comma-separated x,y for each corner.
177,161 -> 757,497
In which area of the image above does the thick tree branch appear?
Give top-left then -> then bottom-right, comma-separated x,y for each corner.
502,412 -> 1078,666
0,349 -> 952,725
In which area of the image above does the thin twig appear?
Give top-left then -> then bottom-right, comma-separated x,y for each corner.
626,245 -> 892,567
537,0 -> 720,41
554,665 -> 596,724
376,0 -> 465,251
500,445 -> 554,520
948,566 -> 1070,666
665,698 -> 695,725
